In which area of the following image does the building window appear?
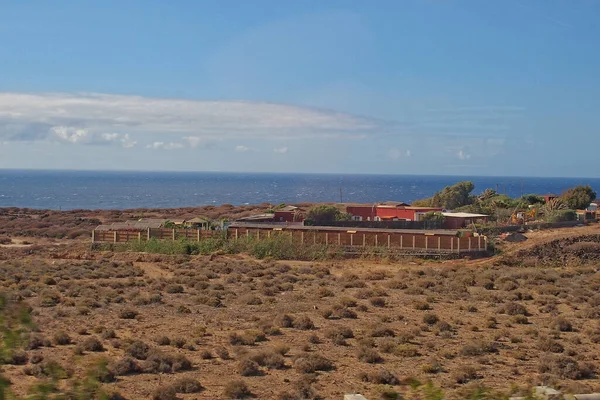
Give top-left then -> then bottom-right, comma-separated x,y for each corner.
374,216 -> 381,222
352,216 -> 362,221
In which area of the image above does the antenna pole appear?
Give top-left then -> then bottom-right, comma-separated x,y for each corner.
339,188 -> 343,203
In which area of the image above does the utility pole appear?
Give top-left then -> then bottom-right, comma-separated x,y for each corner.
339,188 -> 343,204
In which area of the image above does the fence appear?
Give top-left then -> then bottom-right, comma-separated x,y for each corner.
92,228 -> 218,243
92,225 -> 488,255
228,225 -> 487,255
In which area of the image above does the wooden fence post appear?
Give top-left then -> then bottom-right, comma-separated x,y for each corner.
438,237 -> 441,250
197,229 -> 200,242
114,231 -> 117,243
458,237 -> 461,254
425,236 -> 428,250
412,236 -> 415,250
363,234 -> 366,247
325,232 -> 328,245
235,229 -> 239,240
147,228 -> 151,240
338,233 -> 341,246
91,230 -> 95,243
451,237 -> 454,252
387,234 -> 391,248
468,237 -> 472,252
350,234 -> 353,247
375,234 -> 378,246
478,236 -> 481,251
400,235 -> 403,249
138,232 -> 141,242
301,232 -> 304,244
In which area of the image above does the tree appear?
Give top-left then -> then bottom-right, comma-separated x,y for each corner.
521,194 -> 545,206
414,181 -> 476,210
422,211 -> 446,222
305,205 -> 346,225
561,185 -> 596,210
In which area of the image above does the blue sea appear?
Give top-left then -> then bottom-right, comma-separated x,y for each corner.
0,169 -> 598,210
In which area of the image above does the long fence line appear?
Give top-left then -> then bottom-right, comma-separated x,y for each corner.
92,226 -> 487,254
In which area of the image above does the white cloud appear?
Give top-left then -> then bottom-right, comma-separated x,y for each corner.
235,145 -> 249,152
458,149 -> 471,160
0,92 -> 380,145
52,126 -> 89,144
146,142 -> 184,150
273,146 -> 288,154
101,133 -> 137,148
406,149 -> 412,157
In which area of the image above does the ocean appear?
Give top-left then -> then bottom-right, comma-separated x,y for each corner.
0,169 -> 598,210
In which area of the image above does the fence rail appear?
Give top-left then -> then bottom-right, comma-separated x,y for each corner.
92,226 -> 487,255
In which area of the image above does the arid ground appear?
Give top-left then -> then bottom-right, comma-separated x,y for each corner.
2,209 -> 600,399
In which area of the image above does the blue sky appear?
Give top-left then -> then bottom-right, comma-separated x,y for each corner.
0,0 -> 598,177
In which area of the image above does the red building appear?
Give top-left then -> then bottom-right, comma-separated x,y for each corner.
346,204 -> 443,222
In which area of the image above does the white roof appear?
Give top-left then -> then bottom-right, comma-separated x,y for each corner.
442,212 -> 488,218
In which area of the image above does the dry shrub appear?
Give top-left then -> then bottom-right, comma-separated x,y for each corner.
248,350 -> 286,369
171,377 -> 203,393
53,331 -> 71,346
152,386 -> 177,400
370,297 -> 387,307
119,309 -> 138,319
224,380 -> 252,399
371,326 -> 395,338
537,337 -> 564,353
83,337 -> 104,352
293,353 -> 334,373
142,349 -> 192,373
238,359 -> 262,376
552,317 -> 573,332
394,344 -> 419,357
460,340 -> 497,357
359,369 -> 399,385
292,315 -> 315,330
452,365 -> 479,384
109,357 -> 139,376
215,346 -> 230,360
538,354 -> 595,380
502,302 -> 529,316
126,340 -> 150,360
423,313 -> 439,325
357,347 -> 383,364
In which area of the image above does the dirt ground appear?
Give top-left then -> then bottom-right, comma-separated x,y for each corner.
2,225 -> 600,399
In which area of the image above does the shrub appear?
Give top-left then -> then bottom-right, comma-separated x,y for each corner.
109,357 -> 139,376
370,297 -> 387,307
171,377 -> 203,393
238,359 -> 262,376
4,350 -> 28,365
248,350 -> 286,369
215,346 -> 230,360
165,284 -> 184,294
83,337 -> 104,352
357,347 -> 383,364
53,331 -> 71,345
371,326 -> 395,338
152,385 -> 177,400
276,314 -> 294,328
359,369 -> 399,385
539,354 -> 595,380
172,337 -> 186,349
126,340 -> 150,360
460,341 -> 497,357
293,353 -> 334,373
224,380 -> 252,399
452,365 -> 479,384
503,302 -> 528,316
325,326 -> 354,340
423,313 -> 439,325
394,344 -> 419,357
292,315 -> 315,330
156,336 -> 171,346
119,309 -> 138,319
143,349 -> 192,373
553,317 -> 573,332
537,337 -> 565,353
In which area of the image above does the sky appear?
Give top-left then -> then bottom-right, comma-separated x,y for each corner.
0,0 -> 598,177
